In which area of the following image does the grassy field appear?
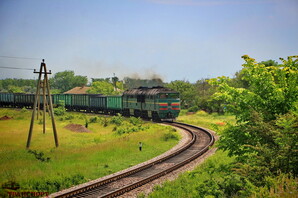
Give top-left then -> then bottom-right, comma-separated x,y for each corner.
0,108 -> 180,195
178,109 -> 235,130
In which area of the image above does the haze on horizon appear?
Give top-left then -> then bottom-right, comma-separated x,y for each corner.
0,0 -> 297,83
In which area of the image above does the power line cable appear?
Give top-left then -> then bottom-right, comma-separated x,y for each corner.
0,55 -> 41,60
0,66 -> 35,71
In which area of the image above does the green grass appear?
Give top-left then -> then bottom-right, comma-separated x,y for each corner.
0,108 -> 180,194
178,110 -> 235,132
147,150 -> 236,198
145,111 -> 238,198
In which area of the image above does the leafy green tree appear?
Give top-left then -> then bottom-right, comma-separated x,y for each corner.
259,59 -> 279,67
209,55 -> 298,183
50,89 -> 62,94
116,81 -> 124,92
112,76 -> 119,89
194,79 -> 212,110
87,81 -> 114,95
210,55 -> 298,122
228,59 -> 278,90
50,71 -> 87,92
228,70 -> 250,89
0,78 -> 37,93
87,81 -> 123,95
166,80 -> 196,108
7,85 -> 24,93
194,78 -> 225,113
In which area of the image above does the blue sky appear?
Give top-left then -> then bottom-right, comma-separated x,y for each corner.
0,0 -> 297,82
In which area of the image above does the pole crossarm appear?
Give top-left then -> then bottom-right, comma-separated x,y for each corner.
33,69 -> 52,74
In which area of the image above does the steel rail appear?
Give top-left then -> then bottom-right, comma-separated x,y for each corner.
51,122 -> 214,198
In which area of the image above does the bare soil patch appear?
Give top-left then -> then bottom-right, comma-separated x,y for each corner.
0,116 -> 12,120
64,124 -> 91,132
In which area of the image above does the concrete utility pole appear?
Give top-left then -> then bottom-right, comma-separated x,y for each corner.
26,59 -> 58,149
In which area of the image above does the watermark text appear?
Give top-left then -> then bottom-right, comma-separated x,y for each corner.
7,191 -> 49,197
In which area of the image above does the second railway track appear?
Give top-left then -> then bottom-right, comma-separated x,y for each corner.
50,122 -> 215,198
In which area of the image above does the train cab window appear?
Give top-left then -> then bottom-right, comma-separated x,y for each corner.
159,94 -> 167,99
159,93 -> 179,99
169,93 -> 179,99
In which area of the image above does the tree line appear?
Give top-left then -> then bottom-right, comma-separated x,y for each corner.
0,59 -> 287,114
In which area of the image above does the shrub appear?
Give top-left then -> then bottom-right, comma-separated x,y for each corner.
115,120 -> 148,135
38,119 -> 43,125
57,100 -> 65,107
110,114 -> 123,126
98,117 -> 109,127
29,174 -> 86,193
129,117 -> 143,126
179,109 -> 188,116
252,174 -> 298,197
20,107 -> 28,113
54,106 -> 65,116
64,114 -> 74,120
116,125 -> 129,135
137,192 -> 146,198
89,116 -> 97,123
188,106 -> 199,113
28,150 -> 50,162
195,110 -> 208,116
162,132 -> 179,141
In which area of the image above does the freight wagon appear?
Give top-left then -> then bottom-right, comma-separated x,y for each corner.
107,96 -> 122,115
14,94 -> 35,108
52,94 -> 71,107
0,93 -> 14,107
0,93 -> 51,108
90,95 -> 106,113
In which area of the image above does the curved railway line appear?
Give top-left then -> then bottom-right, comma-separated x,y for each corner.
49,122 -> 215,198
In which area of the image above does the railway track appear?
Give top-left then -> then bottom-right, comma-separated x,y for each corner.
50,122 -> 215,198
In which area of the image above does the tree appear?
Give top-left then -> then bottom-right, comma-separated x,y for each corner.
228,70 -> 250,89
259,59 -> 279,67
209,55 -> 298,182
228,59 -> 278,90
87,81 -> 123,95
49,71 -> 88,93
7,85 -> 24,93
210,55 -> 298,122
166,80 -> 197,108
0,79 -> 37,93
194,78 -> 225,113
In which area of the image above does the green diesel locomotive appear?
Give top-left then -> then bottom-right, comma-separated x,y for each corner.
122,87 -> 180,121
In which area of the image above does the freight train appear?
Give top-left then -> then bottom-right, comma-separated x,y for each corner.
0,86 -> 180,121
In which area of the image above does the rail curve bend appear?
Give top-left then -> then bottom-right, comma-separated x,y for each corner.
49,122 -> 215,198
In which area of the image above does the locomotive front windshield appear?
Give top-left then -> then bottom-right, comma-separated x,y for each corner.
159,93 -> 179,99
